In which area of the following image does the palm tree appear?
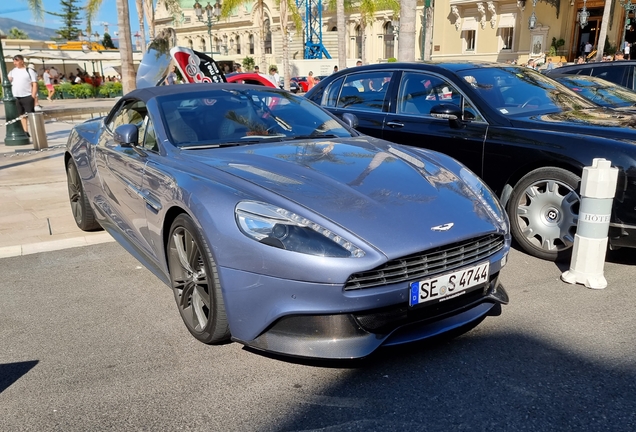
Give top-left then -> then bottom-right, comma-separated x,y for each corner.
135,0 -> 147,53
221,0 -> 268,71
276,0 -> 302,91
87,0 -> 136,93
336,0 -> 346,69
358,0 -> 399,65
397,0 -> 415,61
595,0 -> 613,62
19,0 -> 43,20
8,28 -> 29,40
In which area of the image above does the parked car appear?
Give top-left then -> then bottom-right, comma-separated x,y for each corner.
305,61 -> 636,261
225,72 -> 278,88
281,77 -> 300,93
65,83 -> 510,359
549,73 -> 636,111
543,60 -> 636,91
292,76 -> 309,92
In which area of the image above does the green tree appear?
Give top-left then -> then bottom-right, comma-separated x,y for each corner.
8,27 -> 28,40
102,32 -> 116,49
47,0 -> 83,41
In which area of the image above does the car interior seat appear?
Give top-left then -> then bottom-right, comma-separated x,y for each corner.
218,98 -> 257,139
338,86 -> 362,108
163,102 -> 198,144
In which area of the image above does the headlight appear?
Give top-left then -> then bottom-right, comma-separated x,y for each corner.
235,201 -> 365,258
459,168 -> 508,230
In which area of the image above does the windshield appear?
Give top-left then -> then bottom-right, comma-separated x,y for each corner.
554,75 -> 636,108
457,66 -> 596,116
157,88 -> 354,148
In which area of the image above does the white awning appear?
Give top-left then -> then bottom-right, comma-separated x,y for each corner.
462,17 -> 478,31
498,14 -> 516,28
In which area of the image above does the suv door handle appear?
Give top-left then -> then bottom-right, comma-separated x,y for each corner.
386,121 -> 404,128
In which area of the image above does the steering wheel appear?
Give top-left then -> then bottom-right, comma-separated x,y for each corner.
521,96 -> 543,108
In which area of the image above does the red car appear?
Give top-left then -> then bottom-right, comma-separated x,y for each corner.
292,76 -> 309,92
225,72 -> 278,87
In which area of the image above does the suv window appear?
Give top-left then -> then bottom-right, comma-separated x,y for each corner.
336,71 -> 393,112
590,66 -> 628,88
397,72 -> 460,115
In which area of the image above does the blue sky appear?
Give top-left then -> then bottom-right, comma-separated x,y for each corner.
1,0 -> 142,36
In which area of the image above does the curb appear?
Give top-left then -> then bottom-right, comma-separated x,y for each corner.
0,233 -> 115,259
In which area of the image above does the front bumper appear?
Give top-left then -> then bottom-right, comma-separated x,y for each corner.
228,274 -> 508,359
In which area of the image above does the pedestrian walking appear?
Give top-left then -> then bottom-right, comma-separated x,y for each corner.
43,67 -> 55,101
624,42 -> 631,60
8,55 -> 38,137
307,71 -> 316,90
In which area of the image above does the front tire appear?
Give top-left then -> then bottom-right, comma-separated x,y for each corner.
507,167 -> 580,261
66,158 -> 102,231
167,214 -> 230,344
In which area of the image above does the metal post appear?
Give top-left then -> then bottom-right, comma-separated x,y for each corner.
0,36 -> 29,146
561,159 -> 618,289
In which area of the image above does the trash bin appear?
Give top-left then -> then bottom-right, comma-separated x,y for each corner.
28,112 -> 48,150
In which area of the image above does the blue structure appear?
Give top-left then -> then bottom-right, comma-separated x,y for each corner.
296,0 -> 331,59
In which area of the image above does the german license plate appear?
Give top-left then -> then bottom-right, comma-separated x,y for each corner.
409,262 -> 490,307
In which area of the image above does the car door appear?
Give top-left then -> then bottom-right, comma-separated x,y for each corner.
135,115 -> 174,265
94,99 -> 153,256
381,71 -> 488,177
319,70 -> 394,137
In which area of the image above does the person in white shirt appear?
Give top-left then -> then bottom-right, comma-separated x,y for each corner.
8,55 -> 38,137
269,66 -> 281,87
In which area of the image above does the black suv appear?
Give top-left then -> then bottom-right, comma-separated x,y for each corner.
544,60 -> 636,90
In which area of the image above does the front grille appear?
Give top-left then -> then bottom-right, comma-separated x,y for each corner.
344,234 -> 504,290
353,283 -> 491,334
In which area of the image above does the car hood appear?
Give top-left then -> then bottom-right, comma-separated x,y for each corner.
515,107 -> 636,138
185,137 -> 502,257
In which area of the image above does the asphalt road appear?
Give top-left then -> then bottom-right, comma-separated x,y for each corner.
1,242 -> 635,431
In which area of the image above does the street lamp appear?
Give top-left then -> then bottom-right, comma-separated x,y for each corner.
528,0 -> 538,30
620,0 -> 636,52
193,0 -> 222,55
0,32 -> 29,145
578,0 -> 589,29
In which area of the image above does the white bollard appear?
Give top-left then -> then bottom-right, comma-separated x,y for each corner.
561,159 -> 618,289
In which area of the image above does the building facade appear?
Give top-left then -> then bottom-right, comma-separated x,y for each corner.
432,1 -> 633,64
153,0 -> 431,76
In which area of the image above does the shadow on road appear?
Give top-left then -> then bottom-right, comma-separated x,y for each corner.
0,360 -> 39,394
0,151 -> 63,171
271,332 -> 636,430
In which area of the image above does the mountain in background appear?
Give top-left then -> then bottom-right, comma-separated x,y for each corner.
0,17 -> 58,41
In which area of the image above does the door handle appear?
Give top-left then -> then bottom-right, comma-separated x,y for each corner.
386,121 -> 404,128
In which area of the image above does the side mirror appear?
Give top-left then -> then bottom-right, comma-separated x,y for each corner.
114,124 -> 139,147
342,112 -> 359,129
430,103 -> 465,129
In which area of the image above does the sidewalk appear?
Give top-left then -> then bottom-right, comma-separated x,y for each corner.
0,98 -> 118,258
